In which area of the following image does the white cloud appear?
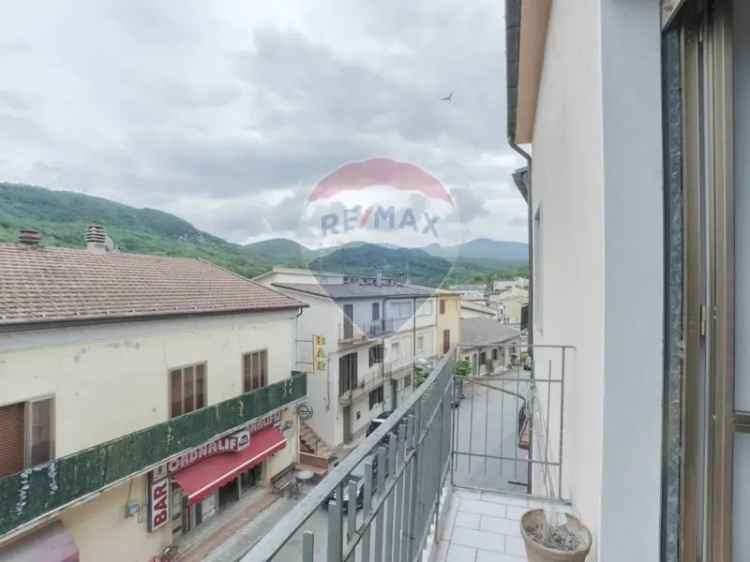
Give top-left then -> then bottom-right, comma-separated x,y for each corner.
0,0 -> 526,245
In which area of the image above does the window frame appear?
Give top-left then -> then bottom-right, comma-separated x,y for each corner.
23,395 -> 55,468
339,352 -> 359,396
169,362 -> 208,418
243,349 -> 269,393
369,344 -> 384,367
369,385 -> 384,410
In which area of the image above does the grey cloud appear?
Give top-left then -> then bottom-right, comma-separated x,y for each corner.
451,187 -> 490,222
0,1 -> 526,244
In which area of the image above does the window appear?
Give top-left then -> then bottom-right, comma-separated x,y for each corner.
492,349 -> 498,361
339,352 -> 358,396
372,302 -> 380,321
243,350 -> 268,392
27,398 -> 54,466
403,374 -> 412,388
442,329 -> 451,354
0,398 -> 55,477
440,299 -> 446,314
369,344 -> 384,367
369,385 -> 384,409
480,352 -> 487,365
389,301 -> 412,320
390,341 -> 401,358
416,299 -> 433,317
170,363 -> 206,418
417,335 -> 424,352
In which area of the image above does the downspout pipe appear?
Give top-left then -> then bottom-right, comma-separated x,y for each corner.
509,140 -> 533,349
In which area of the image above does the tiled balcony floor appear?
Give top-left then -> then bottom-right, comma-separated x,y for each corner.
434,488 -> 571,562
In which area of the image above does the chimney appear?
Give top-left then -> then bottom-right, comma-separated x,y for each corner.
17,229 -> 42,247
86,224 -> 108,254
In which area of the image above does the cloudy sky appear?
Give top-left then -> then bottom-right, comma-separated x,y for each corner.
0,0 -> 525,247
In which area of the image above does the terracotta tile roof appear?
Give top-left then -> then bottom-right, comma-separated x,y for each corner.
0,244 -> 302,326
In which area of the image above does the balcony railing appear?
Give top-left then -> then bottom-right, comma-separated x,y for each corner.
239,344 -> 570,562
338,366 -> 388,406
242,352 -> 455,562
338,318 -> 410,344
0,372 -> 307,538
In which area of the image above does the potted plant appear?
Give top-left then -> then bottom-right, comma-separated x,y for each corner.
521,509 -> 591,562
452,359 -> 471,403
520,388 -> 592,561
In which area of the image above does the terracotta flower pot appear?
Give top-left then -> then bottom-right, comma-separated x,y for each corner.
520,509 -> 592,562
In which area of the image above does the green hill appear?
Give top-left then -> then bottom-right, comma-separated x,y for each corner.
0,182 -> 306,278
0,182 -> 526,286
308,243 -> 522,287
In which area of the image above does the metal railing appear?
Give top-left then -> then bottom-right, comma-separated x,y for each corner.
338,366 -> 388,406
241,343 -> 570,562
241,351 -> 456,562
338,318 -> 415,343
452,343 -> 571,501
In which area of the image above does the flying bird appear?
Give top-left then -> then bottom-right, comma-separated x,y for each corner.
440,91 -> 454,102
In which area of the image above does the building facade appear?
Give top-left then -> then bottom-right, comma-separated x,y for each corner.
507,1 -> 750,561
459,318 -> 521,377
0,230 -> 307,562
256,268 -> 441,448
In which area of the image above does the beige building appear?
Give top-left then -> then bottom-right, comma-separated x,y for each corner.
0,227 -> 307,562
434,290 -> 462,359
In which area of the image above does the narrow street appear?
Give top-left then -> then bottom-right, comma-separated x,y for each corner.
451,370 -> 531,493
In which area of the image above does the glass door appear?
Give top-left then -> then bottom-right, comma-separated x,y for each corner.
682,2 -> 746,560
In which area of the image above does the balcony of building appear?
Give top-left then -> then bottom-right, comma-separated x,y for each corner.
337,318 -> 404,346
338,365 -> 388,407
0,372 -> 308,541
239,344 -> 573,562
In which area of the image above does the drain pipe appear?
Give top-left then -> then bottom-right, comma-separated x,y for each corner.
509,139 -> 533,497
509,140 -> 533,349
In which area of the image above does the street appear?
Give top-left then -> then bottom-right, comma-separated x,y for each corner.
451,369 -> 531,493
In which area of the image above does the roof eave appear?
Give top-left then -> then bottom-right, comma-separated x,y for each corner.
506,0 -> 552,145
0,304 -> 307,333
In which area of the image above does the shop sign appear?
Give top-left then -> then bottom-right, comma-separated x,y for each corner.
247,410 -> 281,434
148,473 -> 170,532
314,335 -> 327,371
152,412 -> 281,480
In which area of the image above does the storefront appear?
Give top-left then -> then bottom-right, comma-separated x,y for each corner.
147,412 -> 286,539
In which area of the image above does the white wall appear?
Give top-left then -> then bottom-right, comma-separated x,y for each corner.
599,2 -> 663,561
530,2 -> 663,561
530,0 -> 605,557
0,311 -> 299,457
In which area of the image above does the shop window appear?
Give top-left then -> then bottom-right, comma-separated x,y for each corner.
243,350 -> 268,392
369,385 -> 384,409
170,363 -> 207,418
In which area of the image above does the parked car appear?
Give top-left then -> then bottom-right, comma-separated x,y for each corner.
366,410 -> 393,438
324,455 -> 372,512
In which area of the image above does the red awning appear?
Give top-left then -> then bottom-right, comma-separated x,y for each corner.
173,426 -> 286,504
0,522 -> 79,562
